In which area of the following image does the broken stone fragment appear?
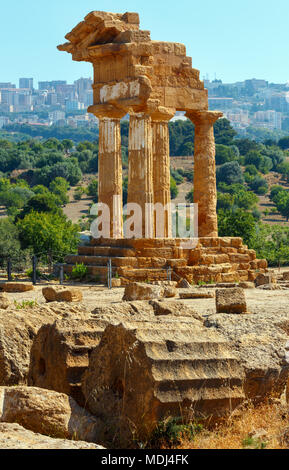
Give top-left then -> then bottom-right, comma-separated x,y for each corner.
122,282 -> 164,301
0,293 -> 11,310
42,286 -> 83,303
0,386 -> 101,443
1,282 -> 34,293
179,290 -> 215,299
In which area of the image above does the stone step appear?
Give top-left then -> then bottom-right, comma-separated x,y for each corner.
143,341 -> 233,360
65,255 -> 138,268
151,357 -> 242,380
155,376 -> 243,393
78,246 -> 136,257
117,268 -> 169,281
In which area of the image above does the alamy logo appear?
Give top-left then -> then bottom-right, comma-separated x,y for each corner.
90,196 -> 199,249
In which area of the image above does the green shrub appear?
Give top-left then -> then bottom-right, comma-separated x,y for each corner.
26,268 -> 41,280
71,263 -> 87,280
149,417 -> 203,448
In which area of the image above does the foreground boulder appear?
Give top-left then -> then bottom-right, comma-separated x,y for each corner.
0,423 -> 104,449
216,288 -> 247,314
42,286 -> 83,303
0,386 -> 101,442
122,282 -> 164,301
29,300 -> 199,405
0,305 -> 58,386
82,320 -> 244,447
205,310 -> 289,401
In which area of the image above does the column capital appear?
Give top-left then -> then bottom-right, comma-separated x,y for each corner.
185,110 -> 223,126
150,107 -> 176,122
88,104 -> 128,120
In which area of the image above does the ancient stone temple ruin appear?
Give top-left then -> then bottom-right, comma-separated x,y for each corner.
59,11 -> 267,283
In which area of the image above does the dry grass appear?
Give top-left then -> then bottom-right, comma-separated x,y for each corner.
176,402 -> 289,449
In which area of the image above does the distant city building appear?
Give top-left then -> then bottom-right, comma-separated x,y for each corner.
208,97 -> 234,109
49,110 -> 65,124
66,100 -> 85,112
0,82 -> 15,89
244,79 -> 268,90
224,111 -> 250,130
253,110 -> 282,130
0,116 -> 9,128
19,78 -> 33,89
38,80 -> 67,90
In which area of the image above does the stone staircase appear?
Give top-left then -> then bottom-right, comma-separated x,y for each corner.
63,236 -> 268,284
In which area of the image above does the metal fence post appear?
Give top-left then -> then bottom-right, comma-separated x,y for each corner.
32,255 -> 37,285
7,258 -> 12,282
107,258 -> 112,289
59,264 -> 64,285
167,266 -> 172,282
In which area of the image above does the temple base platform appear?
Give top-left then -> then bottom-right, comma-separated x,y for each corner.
64,237 -> 268,285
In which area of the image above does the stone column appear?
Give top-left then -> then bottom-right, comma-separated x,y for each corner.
127,113 -> 154,238
151,109 -> 175,238
98,112 -> 125,238
186,111 -> 223,238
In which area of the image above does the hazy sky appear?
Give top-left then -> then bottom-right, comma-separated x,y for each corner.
1,0 -> 289,86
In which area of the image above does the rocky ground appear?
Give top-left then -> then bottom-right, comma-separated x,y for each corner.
1,279 -> 289,448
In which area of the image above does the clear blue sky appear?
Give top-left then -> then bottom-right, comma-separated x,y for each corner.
1,0 -> 289,86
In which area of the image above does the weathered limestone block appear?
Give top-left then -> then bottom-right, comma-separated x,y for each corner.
216,288 -> 247,314
255,273 -> 277,287
231,238 -> 243,248
123,282 -> 164,301
28,316 -> 104,406
2,282 -> 34,293
162,286 -> 177,298
283,272 -> 289,281
149,300 -> 203,321
42,287 -> 83,303
0,423 -> 104,449
219,272 -> 240,283
229,254 -> 251,263
179,290 -> 215,299
0,305 -> 58,386
0,386 -> 101,443
82,321 -> 244,447
0,293 -> 11,310
239,282 -> 255,289
205,312 -> 289,402
199,237 -> 220,247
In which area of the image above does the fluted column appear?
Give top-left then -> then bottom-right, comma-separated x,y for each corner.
186,111 -> 223,238
128,113 -> 154,238
98,113 -> 125,238
151,109 -> 175,238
